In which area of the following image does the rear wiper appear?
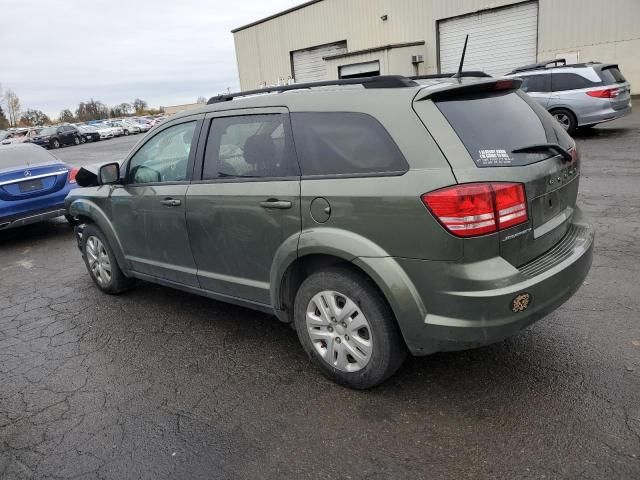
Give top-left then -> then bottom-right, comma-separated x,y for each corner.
512,143 -> 572,162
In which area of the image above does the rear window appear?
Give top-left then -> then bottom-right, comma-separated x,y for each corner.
599,66 -> 626,84
435,90 -> 572,167
551,73 -> 601,91
0,145 -> 56,169
291,112 -> 408,176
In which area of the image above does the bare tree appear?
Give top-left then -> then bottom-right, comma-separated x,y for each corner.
132,98 -> 148,114
197,96 -> 207,104
19,109 -> 50,126
5,89 -> 21,127
110,103 -> 132,118
76,99 -> 108,122
59,109 -> 75,123
0,106 -> 9,129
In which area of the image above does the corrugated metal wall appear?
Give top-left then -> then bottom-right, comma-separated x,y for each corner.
233,0 -> 640,92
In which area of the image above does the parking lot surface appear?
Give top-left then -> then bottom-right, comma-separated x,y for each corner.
1,115 -> 639,479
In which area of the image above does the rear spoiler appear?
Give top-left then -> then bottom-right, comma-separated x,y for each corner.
415,78 -> 522,101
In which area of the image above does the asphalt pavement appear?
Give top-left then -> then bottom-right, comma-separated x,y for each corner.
1,115 -> 639,479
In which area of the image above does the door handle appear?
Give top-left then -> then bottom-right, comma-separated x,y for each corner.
259,199 -> 292,210
160,198 -> 181,207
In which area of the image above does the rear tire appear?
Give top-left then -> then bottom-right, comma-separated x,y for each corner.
294,266 -> 407,389
82,224 -> 133,295
73,136 -> 80,145
551,108 -> 577,135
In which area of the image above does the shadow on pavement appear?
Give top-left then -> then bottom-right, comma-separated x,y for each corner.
0,217 -> 74,248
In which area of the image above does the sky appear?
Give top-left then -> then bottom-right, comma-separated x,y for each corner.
0,0 -> 303,118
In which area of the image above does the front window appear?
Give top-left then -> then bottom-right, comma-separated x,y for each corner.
127,121 -> 197,184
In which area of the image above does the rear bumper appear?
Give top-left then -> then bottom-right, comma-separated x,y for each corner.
388,208 -> 594,355
0,206 -> 66,230
577,102 -> 632,126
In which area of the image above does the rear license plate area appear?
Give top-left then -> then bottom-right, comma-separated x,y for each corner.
19,179 -> 44,193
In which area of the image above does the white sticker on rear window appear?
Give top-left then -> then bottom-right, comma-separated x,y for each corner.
478,149 -> 512,166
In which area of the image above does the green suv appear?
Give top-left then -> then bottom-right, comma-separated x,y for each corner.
66,75 -> 594,389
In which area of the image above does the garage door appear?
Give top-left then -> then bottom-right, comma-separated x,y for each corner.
438,2 -> 538,77
292,41 -> 347,83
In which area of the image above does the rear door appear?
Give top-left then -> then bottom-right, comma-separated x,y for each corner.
110,116 -> 203,286
186,108 -> 301,306
414,83 -> 578,266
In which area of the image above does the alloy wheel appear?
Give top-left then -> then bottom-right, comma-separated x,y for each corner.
86,236 -> 112,286
306,290 -> 373,372
553,112 -> 571,130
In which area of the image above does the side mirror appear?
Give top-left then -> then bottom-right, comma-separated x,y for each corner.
98,162 -> 120,185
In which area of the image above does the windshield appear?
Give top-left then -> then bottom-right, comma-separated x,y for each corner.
39,127 -> 57,135
435,90 -> 573,167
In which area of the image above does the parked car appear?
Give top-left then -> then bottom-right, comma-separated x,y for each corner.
31,125 -> 82,149
1,128 -> 40,145
505,59 -> 632,134
110,120 -> 141,135
77,125 -> 101,143
0,143 -> 78,229
66,75 -> 594,389
105,122 -> 124,137
132,119 -> 151,132
92,123 -> 115,140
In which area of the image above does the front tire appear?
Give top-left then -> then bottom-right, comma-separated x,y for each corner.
82,224 -> 133,294
294,267 -> 407,389
123,129 -> 129,136
551,108 -> 578,135
51,138 -> 60,149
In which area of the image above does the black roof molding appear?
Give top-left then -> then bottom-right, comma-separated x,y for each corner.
411,71 -> 491,80
509,58 -> 567,74
207,76 -> 419,104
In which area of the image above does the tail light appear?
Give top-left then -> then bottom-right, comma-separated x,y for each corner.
68,167 -> 80,184
586,88 -> 619,98
422,182 -> 528,237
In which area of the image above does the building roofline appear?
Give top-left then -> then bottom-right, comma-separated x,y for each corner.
231,0 -> 325,33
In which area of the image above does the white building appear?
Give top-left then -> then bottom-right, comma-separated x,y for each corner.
232,0 -> 640,93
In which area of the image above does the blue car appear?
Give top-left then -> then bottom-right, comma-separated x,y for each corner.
0,143 -> 78,230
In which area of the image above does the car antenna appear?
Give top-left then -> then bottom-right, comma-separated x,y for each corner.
451,34 -> 469,80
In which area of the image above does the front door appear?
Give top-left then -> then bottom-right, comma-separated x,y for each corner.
186,109 -> 301,306
110,117 -> 203,287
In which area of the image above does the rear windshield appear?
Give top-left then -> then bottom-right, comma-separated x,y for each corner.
599,66 -> 626,84
0,146 -> 56,169
435,90 -> 572,167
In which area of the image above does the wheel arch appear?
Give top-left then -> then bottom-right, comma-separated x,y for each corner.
270,228 -> 427,351
68,198 -> 129,274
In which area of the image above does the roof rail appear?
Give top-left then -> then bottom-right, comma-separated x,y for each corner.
411,71 -> 491,80
207,75 -> 419,104
509,58 -> 567,74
